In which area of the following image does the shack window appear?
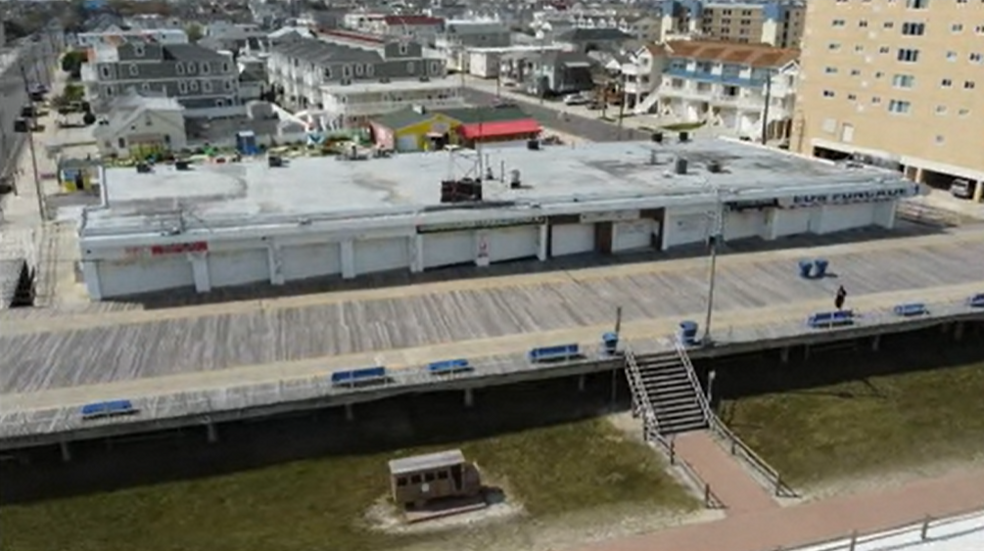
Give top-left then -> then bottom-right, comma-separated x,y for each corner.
424,473 -> 436,482
410,475 -> 422,484
436,471 -> 449,480
396,477 -> 408,487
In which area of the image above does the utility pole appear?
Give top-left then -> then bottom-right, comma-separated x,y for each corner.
760,68 -> 773,145
701,188 -> 723,345
19,63 -> 44,221
616,77 -> 626,141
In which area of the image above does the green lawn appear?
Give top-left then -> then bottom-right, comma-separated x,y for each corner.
660,121 -> 706,132
721,361 -> 984,487
0,418 -> 695,551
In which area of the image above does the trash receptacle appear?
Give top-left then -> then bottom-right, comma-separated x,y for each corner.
813,258 -> 829,278
798,260 -> 813,279
678,321 -> 699,346
602,332 -> 619,355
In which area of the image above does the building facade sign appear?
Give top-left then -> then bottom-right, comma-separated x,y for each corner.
780,186 -> 916,208
417,216 -> 545,234
580,210 -> 640,224
725,199 -> 779,212
150,241 -> 209,256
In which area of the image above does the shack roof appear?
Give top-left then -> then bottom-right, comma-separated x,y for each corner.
388,449 -> 466,476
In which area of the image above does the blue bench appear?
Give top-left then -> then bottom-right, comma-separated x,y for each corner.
807,310 -> 855,328
81,399 -> 138,420
528,344 -> 580,363
969,294 -> 984,308
428,359 -> 473,375
330,366 -> 388,387
601,332 -> 620,355
893,302 -> 928,317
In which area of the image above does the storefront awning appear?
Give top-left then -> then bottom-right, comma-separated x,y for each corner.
458,119 -> 542,139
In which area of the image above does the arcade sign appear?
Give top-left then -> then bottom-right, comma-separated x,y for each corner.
779,186 -> 917,208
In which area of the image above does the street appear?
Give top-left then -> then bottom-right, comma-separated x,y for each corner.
0,35 -> 60,182
461,87 -> 652,143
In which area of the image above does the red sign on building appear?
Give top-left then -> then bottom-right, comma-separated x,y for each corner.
150,242 -> 208,256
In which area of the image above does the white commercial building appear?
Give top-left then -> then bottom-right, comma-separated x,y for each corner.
76,139 -> 924,300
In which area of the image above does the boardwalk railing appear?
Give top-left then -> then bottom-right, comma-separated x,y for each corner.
771,507 -> 984,551
628,348 -> 725,510
675,339 -> 799,499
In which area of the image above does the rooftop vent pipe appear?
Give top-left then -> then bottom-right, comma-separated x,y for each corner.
674,157 -> 688,175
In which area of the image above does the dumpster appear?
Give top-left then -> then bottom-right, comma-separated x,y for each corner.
602,332 -> 619,355
678,321 -> 699,346
798,260 -> 814,279
813,258 -> 829,278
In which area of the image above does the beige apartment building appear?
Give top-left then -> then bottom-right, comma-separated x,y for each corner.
793,0 -> 984,199
659,1 -> 805,48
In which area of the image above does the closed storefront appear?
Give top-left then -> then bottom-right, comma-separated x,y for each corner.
281,243 -> 342,281
816,203 -> 876,234
772,208 -> 812,238
396,134 -> 419,152
423,231 -> 474,269
723,210 -> 766,242
663,210 -> 709,248
613,219 -> 655,252
355,237 -> 411,275
488,225 -> 539,263
551,223 -> 595,257
97,255 -> 195,298
209,250 -> 270,288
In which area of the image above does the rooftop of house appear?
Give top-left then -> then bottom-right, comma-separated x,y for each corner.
272,36 -> 382,63
82,138 -> 913,238
664,40 -> 800,68
555,27 -> 634,42
383,15 -> 445,26
372,104 -> 534,130
320,76 -> 461,93
161,43 -> 232,62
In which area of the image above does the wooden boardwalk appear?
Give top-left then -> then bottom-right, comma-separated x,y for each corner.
1,235 -> 983,395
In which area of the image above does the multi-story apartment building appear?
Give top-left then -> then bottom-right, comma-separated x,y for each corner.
659,0 -> 805,47
81,42 -> 242,118
793,0 -> 984,196
267,35 -> 462,129
645,40 -> 799,140
531,10 -> 661,42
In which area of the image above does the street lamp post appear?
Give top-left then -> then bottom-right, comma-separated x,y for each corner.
701,187 -> 724,345
706,369 -> 717,405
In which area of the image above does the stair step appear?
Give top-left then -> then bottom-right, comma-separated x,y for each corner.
655,406 -> 704,419
640,372 -> 689,384
655,395 -> 698,407
646,383 -> 694,395
660,420 -> 709,435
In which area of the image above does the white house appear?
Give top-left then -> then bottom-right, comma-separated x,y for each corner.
76,26 -> 188,47
649,40 -> 800,141
93,91 -> 187,157
622,43 -> 668,113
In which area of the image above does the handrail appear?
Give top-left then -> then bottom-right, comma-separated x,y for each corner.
771,506 -> 984,551
674,339 -> 798,498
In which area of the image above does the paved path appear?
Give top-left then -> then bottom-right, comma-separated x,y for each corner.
576,469 -> 984,551
673,431 -> 779,516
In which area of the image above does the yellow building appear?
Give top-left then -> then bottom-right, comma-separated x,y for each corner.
659,1 -> 806,48
370,106 -> 542,152
792,0 -> 984,199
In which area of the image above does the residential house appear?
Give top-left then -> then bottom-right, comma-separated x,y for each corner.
267,35 -> 460,129
376,15 -> 446,45
522,50 -> 600,97
658,0 -> 805,48
653,40 -> 799,140
200,22 -> 270,54
554,27 -> 635,54
81,42 -> 242,118
93,91 -> 187,157
370,104 -> 541,152
622,43 -> 669,111
75,25 -> 188,47
791,0 -> 984,196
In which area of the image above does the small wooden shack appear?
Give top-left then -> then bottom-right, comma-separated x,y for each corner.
388,449 -> 482,512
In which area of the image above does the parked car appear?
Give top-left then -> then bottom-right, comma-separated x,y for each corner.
563,93 -> 591,106
950,179 -> 972,200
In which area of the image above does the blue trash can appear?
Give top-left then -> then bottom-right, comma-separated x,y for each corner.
678,320 -> 699,345
798,260 -> 813,279
814,258 -> 829,279
602,332 -> 619,355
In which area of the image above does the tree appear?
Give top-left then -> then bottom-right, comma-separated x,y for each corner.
64,83 -> 84,102
186,24 -> 203,43
61,51 -> 86,77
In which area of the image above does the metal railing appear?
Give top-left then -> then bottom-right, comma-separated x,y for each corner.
675,339 -> 798,498
769,507 -> 984,551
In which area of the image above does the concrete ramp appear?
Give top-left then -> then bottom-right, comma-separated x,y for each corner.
673,431 -> 779,516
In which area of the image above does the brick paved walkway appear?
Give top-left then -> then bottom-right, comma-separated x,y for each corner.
575,469 -> 984,551
673,431 -> 779,516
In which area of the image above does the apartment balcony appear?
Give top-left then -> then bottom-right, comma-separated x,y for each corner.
664,67 -> 764,88
659,85 -> 715,101
329,97 -> 466,117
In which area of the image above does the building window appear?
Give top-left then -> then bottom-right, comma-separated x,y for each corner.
941,78 -> 953,87
222,62 -> 230,73
851,69 -> 862,76
100,65 -> 111,79
825,66 -> 838,74
883,22 -> 895,29
847,93 -> 857,101
190,81 -> 199,91
203,81 -> 212,92
141,83 -> 150,92
822,90 -> 836,98
905,0 -> 929,8
888,99 -> 911,114
225,80 -> 233,91
202,63 -> 211,75
965,81 -> 977,90
407,61 -> 416,73
828,42 -> 841,51
901,22 -> 926,35
128,64 -> 138,76
399,43 -> 408,55
951,23 -> 964,32
188,62 -> 197,74
134,45 -> 145,57
118,137 -> 126,149
176,62 -> 185,75
342,65 -> 352,77
897,48 -> 920,62
872,96 -> 882,104
832,19 -> 846,27
958,108 -> 970,116
216,99 -> 225,107
879,46 -> 890,54
366,64 -> 375,76
892,74 -> 915,88
355,63 -> 364,76
970,53 -> 983,63
934,135 -> 945,144
935,105 -> 947,115
323,67 -> 332,79
178,81 -> 187,93
430,61 -> 440,74
946,51 -> 958,61
859,20 -> 868,27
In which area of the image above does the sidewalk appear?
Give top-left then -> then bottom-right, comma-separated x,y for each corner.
575,468 -> 984,551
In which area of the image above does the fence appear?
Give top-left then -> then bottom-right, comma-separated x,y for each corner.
772,507 -> 984,551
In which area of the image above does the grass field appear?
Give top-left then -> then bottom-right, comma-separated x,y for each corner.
721,359 -> 984,487
0,417 -> 695,551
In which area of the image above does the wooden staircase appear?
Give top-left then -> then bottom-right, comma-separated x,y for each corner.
625,349 -> 709,437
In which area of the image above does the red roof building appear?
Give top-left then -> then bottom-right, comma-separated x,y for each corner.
457,119 -> 543,141
383,15 -> 444,26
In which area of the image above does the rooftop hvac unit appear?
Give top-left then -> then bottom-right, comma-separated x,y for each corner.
268,155 -> 284,168
510,169 -> 521,189
527,139 -> 540,150
440,178 -> 483,203
136,163 -> 152,174
679,131 -> 690,143
651,131 -> 663,144
175,160 -> 191,171
707,159 -> 722,173
674,157 -> 688,175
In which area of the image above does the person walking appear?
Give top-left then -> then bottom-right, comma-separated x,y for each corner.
835,285 -> 847,311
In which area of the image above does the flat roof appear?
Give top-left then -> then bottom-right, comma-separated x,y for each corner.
81,138 -> 913,240
388,449 -> 466,475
